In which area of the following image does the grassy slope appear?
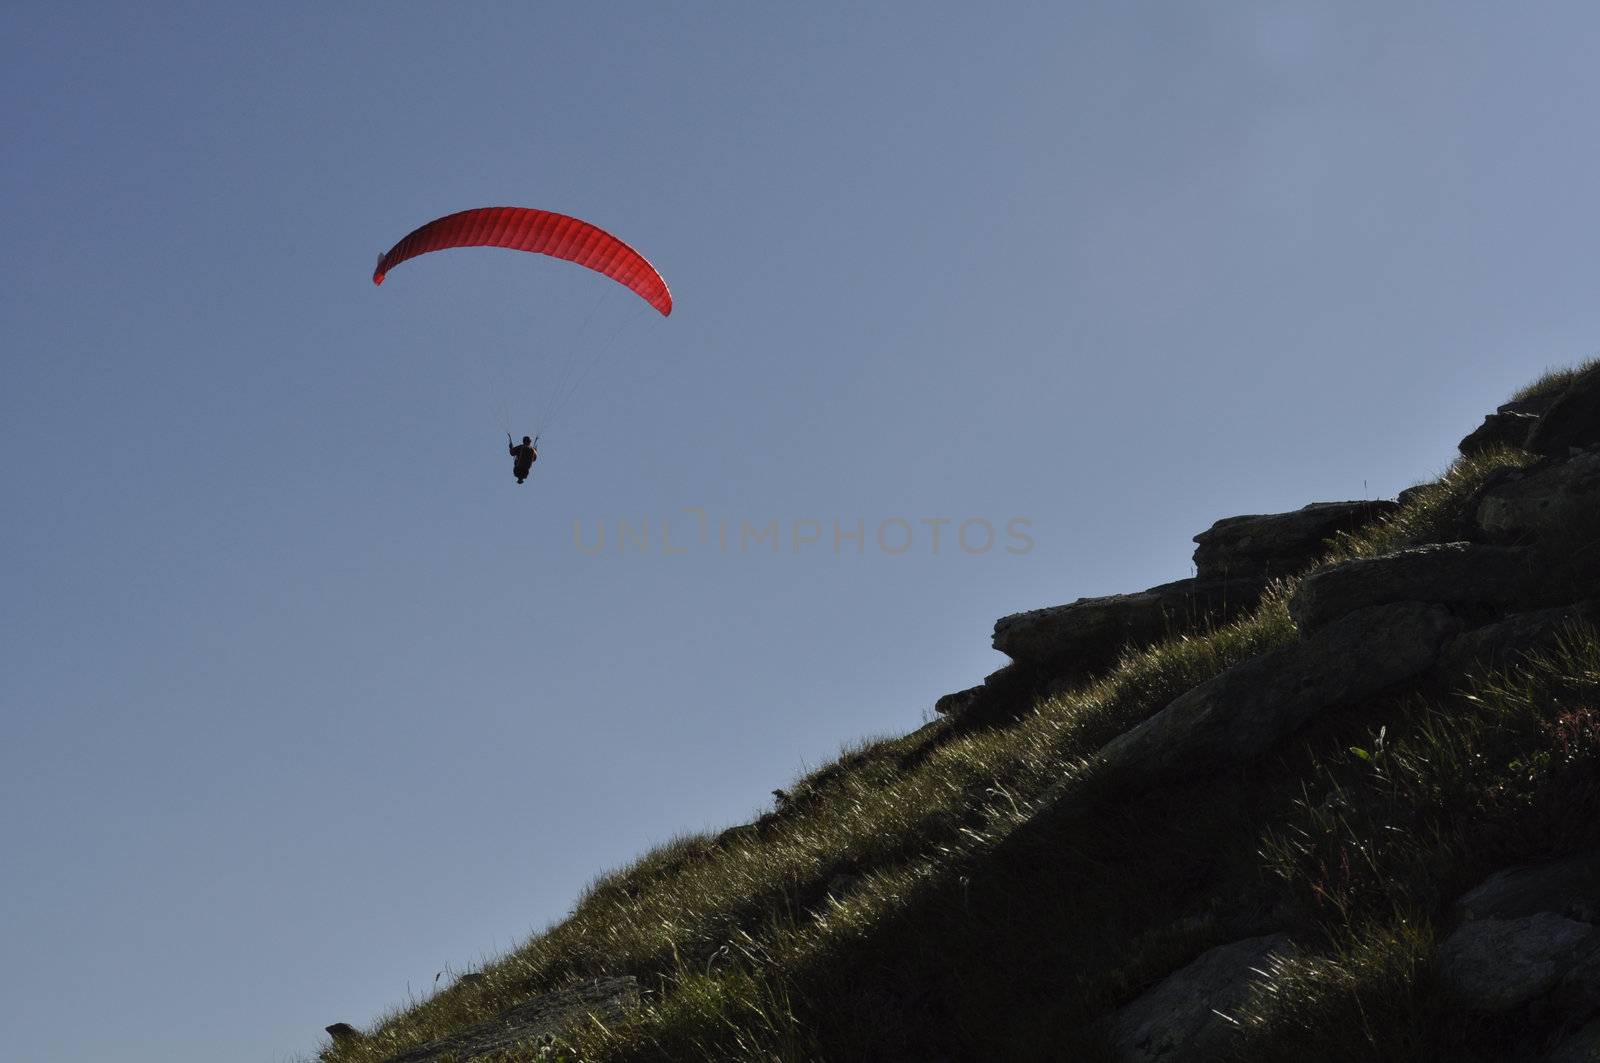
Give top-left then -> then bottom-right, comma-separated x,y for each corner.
322,367 -> 1597,1063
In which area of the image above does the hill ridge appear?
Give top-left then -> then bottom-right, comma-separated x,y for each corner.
319,360 -> 1600,1063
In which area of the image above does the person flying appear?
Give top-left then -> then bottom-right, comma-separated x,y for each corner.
508,434 -> 539,484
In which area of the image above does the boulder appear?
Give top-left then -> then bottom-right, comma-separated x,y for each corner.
1460,412 -> 1540,457
934,664 -> 1026,719
1557,948 -> 1600,1023
991,576 -> 1268,677
1500,395 -> 1564,418
1476,449 -> 1600,543
1548,1018 -> 1600,1063
1436,914 -> 1598,1013
1105,934 -> 1295,1062
1288,543 -> 1540,632
1454,851 -> 1600,926
1191,502 -> 1398,581
1435,602 -> 1600,684
1528,366 -> 1600,456
1437,854 -> 1600,1023
1094,601 -> 1459,791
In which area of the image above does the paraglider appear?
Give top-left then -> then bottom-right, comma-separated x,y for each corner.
373,206 -> 672,316
372,206 -> 672,484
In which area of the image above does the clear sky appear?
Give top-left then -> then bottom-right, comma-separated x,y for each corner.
4,4 -> 1599,1061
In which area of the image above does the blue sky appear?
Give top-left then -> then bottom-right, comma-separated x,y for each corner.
4,4 -> 1600,1060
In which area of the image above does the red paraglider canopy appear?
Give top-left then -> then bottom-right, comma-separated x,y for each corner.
373,206 -> 672,316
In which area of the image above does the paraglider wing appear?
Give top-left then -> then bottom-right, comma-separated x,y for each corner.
372,206 -> 672,316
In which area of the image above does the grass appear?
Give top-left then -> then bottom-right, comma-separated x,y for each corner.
319,373 -> 1599,1062
1508,356 -> 1599,405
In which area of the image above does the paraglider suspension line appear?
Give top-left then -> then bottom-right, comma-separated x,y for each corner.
532,295 -> 643,442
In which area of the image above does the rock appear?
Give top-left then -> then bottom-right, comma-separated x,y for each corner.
379,976 -> 640,1063
1556,947 -> 1600,1022
934,665 -> 1025,718
1501,395 -> 1564,418
992,576 -> 1268,677
1291,536 -> 1600,634
1105,934 -> 1295,1062
1528,365 -> 1600,456
1476,449 -> 1600,543
1460,412 -> 1540,457
1547,1018 -> 1600,1063
1454,851 -> 1600,926
1191,502 -> 1398,582
933,685 -> 982,717
1094,601 -> 1459,791
1441,855 -> 1600,1023
1436,914 -> 1598,1013
1288,543 -> 1540,632
1436,603 -> 1600,685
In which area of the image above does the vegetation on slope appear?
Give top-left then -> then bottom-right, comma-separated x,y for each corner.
321,367 -> 1596,1062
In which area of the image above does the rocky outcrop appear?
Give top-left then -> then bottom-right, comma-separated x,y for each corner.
1528,365 -> 1600,456
1475,448 -> 1600,543
933,664 -> 1028,719
1438,914 -> 1597,1012
936,576 -> 1267,725
1094,601 -> 1459,791
936,499 -> 1402,724
1291,533 -> 1600,635
1191,501 -> 1398,581
966,377 -> 1600,1053
1437,854 -> 1600,1025
1549,1019 -> 1600,1063
1436,600 -> 1600,681
1453,851 -> 1600,925
931,371 -> 1600,1053
1460,411 -> 1540,456
1288,543 -> 1540,632
376,977 -> 639,1063
1106,934 -> 1295,1062
991,577 -> 1268,678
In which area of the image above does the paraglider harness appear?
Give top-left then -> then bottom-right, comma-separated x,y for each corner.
508,433 -> 539,484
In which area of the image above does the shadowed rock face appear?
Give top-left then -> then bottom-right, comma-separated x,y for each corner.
1437,854 -> 1600,1024
932,576 -> 1268,727
1191,501 -> 1399,582
1460,411 -> 1541,457
1094,601 -> 1459,792
1435,600 -> 1600,682
1453,851 -> 1600,926
1474,448 -> 1600,543
1527,364 -> 1600,456
1290,535 -> 1600,635
1549,1019 -> 1600,1063
378,977 -> 639,1063
1437,914 -> 1598,1012
936,500 -> 1404,725
1288,543 -> 1540,632
1106,934 -> 1296,1063
991,577 -> 1268,677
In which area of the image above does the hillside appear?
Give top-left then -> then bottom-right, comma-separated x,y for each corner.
318,362 -> 1600,1063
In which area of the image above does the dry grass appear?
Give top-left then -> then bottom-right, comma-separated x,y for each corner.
317,370 -> 1597,1062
